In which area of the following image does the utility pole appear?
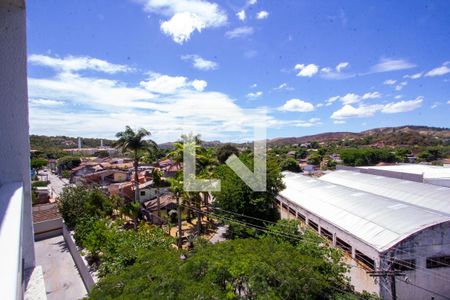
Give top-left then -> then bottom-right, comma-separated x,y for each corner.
368,270 -> 405,300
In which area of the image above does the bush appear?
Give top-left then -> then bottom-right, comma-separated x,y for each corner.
74,219 -> 175,276
58,186 -> 113,228
280,157 -> 302,172
57,156 -> 81,171
32,181 -> 48,189
31,158 -> 48,170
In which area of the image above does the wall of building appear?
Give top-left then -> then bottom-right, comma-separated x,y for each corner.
380,222 -> 450,300
276,196 -> 381,296
0,0 -> 35,269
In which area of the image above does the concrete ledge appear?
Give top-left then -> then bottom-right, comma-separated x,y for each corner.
34,218 -> 63,241
24,266 -> 47,300
62,223 -> 95,292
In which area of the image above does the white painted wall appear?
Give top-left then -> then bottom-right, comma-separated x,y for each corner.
0,0 -> 35,269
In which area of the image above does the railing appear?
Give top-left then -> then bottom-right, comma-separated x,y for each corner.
0,182 -> 24,300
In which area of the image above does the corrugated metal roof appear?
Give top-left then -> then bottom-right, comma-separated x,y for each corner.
320,170 -> 450,215
279,172 -> 450,252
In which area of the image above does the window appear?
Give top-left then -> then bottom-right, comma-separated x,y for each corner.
426,256 -> 450,269
355,250 -> 375,271
308,220 -> 318,231
297,212 -> 306,222
320,227 -> 333,241
392,259 -> 416,271
140,191 -> 145,196
288,207 -> 296,216
336,237 -> 351,253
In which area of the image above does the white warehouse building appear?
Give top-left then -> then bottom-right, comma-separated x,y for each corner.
277,170 -> 450,300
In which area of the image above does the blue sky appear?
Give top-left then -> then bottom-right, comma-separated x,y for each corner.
27,0 -> 450,142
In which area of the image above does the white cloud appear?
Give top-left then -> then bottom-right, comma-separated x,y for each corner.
250,83 -> 257,88
294,118 -> 322,127
370,58 -> 416,73
278,99 -> 315,112
30,98 -> 65,106
140,74 -> 189,94
256,10 -> 269,19
381,97 -> 423,113
181,54 -> 218,70
425,62 -> 450,77
246,91 -> 263,98
395,81 -> 407,91
225,26 -> 254,39
325,96 -> 340,106
362,91 -> 381,100
395,95 -> 402,99
247,0 -> 257,5
383,79 -> 396,85
326,91 -> 381,106
340,93 -> 361,105
404,72 -> 422,79
331,104 -> 383,120
316,103 -> 324,107
29,56 -> 283,142
430,102 -> 440,109
236,10 -> 246,21
139,0 -> 227,44
333,120 -> 346,124
336,62 -> 349,72
294,64 -> 319,77
274,83 -> 294,91
29,54 -> 133,74
191,79 -> 207,91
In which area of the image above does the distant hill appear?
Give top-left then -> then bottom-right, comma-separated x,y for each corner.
30,135 -> 115,151
267,126 -> 450,147
30,126 -> 450,151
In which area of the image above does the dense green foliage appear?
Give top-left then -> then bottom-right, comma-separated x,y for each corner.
75,219 -> 174,276
57,156 -> 81,171
339,148 -> 397,166
57,186 -> 114,228
216,143 -> 240,164
30,135 -> 114,150
88,219 -> 372,300
213,154 -> 284,235
30,158 -> 48,169
280,157 -> 302,172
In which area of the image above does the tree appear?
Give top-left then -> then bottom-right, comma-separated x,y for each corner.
216,143 -> 239,164
295,148 -> 308,159
114,126 -> 157,203
307,153 -> 322,165
57,156 -> 81,171
58,186 -> 113,228
213,154 -> 284,231
280,157 -> 301,172
30,158 -> 48,170
152,168 -> 163,225
88,236 -> 359,299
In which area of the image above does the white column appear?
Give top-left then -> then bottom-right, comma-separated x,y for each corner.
0,0 -> 35,269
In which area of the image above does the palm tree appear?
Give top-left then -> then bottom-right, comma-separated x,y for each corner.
152,168 -> 163,226
114,126 -> 157,203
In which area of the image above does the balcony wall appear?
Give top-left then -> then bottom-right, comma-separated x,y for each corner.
0,0 -> 35,271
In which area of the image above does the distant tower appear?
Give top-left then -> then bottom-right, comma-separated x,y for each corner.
100,139 -> 104,148
78,137 -> 81,149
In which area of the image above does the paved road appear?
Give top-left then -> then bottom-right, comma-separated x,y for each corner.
35,236 -> 87,300
44,172 -> 69,198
